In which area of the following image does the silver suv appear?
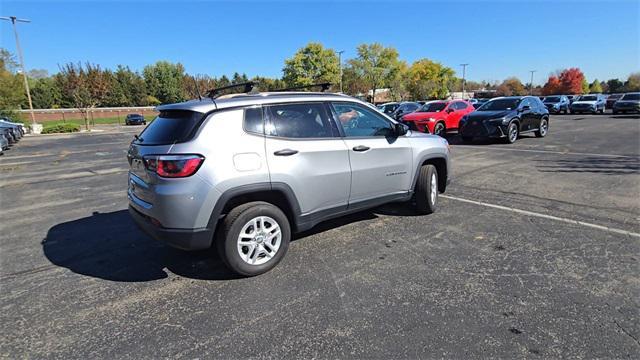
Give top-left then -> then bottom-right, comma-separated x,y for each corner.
128,90 -> 451,276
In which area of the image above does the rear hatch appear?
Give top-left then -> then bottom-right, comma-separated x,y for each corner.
127,110 -> 205,204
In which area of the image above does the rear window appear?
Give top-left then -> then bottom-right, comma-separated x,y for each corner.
136,110 -> 203,145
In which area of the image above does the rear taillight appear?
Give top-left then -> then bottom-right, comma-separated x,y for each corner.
143,154 -> 204,178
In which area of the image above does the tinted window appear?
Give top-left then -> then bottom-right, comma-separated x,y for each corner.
332,102 -> 395,137
621,93 -> 640,100
137,110 -> 203,145
478,98 -> 521,111
419,102 -> 446,112
544,96 -> 561,102
579,95 -> 597,101
266,103 -> 334,138
454,102 -> 467,110
244,106 -> 264,134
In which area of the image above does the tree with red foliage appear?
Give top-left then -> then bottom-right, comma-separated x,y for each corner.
542,76 -> 561,95
558,68 -> 586,94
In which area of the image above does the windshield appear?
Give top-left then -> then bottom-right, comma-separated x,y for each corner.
478,98 -> 520,111
544,96 -> 561,102
419,102 -> 446,112
621,93 -> 640,100
579,95 -> 597,101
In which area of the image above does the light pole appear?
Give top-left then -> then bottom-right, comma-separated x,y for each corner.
460,63 -> 469,99
1,16 -> 36,128
529,70 -> 536,95
337,50 -> 344,93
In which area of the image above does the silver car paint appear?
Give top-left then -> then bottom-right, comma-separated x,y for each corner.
129,93 -> 451,232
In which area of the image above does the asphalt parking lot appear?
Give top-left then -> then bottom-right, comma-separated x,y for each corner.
1,113 -> 639,358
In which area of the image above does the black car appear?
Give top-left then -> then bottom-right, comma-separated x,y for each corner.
542,95 -> 570,114
472,98 -> 490,109
377,102 -> 399,115
612,92 -> 640,114
606,93 -> 624,109
458,96 -> 549,144
390,102 -> 421,120
125,113 -> 146,125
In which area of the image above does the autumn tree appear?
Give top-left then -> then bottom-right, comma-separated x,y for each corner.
558,68 -> 585,94
496,77 -> 526,96
624,72 -> 640,92
58,63 -> 111,130
405,58 -> 456,100
282,43 -> 339,89
542,75 -> 561,95
348,43 -> 404,102
589,79 -> 603,94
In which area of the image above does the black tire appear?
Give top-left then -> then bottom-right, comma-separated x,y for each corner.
535,117 -> 549,138
414,164 -> 438,215
216,201 -> 291,276
505,121 -> 519,144
461,136 -> 473,143
570,110 -> 574,114
433,122 -> 446,137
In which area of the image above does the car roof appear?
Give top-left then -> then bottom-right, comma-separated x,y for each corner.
157,92 -> 359,113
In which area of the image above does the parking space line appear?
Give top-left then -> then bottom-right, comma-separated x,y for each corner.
441,195 -> 640,238
454,145 -> 638,159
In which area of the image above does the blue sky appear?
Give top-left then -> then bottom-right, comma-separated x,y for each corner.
1,0 -> 638,84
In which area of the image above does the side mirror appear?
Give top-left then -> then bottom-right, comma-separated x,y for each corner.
520,105 -> 531,112
395,123 -> 409,136
446,108 -> 454,113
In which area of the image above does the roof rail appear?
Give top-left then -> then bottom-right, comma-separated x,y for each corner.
206,82 -> 258,99
272,82 -> 332,92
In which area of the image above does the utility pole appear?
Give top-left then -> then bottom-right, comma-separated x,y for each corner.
337,50 -> 345,93
1,16 -> 37,129
529,70 -> 536,95
460,64 -> 469,99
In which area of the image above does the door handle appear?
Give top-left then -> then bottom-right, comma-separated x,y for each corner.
352,145 -> 370,152
273,149 -> 298,156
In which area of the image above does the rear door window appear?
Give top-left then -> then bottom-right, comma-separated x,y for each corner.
137,110 -> 203,145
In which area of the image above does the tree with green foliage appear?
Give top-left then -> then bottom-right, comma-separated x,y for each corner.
624,72 -> 640,92
589,79 -> 603,94
30,77 -> 62,108
282,43 -> 340,89
348,43 -> 404,103
405,58 -> 456,100
107,65 -> 148,106
0,49 -> 25,116
581,78 -> 590,94
607,78 -> 624,93
143,61 -> 186,104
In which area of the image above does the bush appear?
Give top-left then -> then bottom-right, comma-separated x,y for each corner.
41,123 -> 80,134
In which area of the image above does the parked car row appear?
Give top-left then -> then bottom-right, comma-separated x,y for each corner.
0,117 -> 26,155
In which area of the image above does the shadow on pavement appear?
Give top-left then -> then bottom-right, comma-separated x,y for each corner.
535,156 -> 640,175
611,115 -> 640,119
43,202 -> 427,282
42,210 -> 241,282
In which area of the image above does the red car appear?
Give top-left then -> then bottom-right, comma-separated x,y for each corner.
401,100 -> 475,136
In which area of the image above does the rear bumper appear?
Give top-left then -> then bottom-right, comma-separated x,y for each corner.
129,204 -> 213,251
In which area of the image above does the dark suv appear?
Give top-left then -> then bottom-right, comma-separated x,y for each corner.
458,96 -> 549,144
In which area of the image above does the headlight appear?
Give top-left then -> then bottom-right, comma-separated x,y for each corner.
428,117 -> 436,122
489,117 -> 508,124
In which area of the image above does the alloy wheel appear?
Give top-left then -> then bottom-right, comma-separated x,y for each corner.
237,216 -> 282,265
